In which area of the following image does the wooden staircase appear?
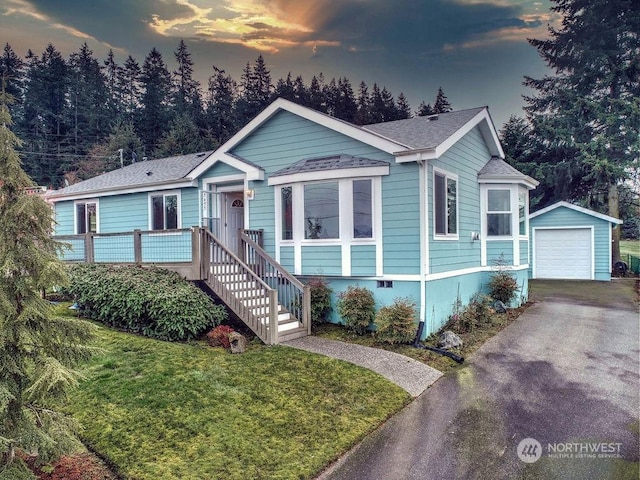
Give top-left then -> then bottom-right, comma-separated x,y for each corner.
199,228 -> 310,344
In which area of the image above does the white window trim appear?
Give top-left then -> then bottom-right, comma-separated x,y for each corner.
73,199 -> 100,234
484,186 -> 514,239
518,187 -> 529,238
268,165 -> 389,186
432,167 -> 459,240
148,190 -> 182,233
274,177 -> 382,275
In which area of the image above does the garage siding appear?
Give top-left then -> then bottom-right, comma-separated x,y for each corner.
529,204 -> 616,281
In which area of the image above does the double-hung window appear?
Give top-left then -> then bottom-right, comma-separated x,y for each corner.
304,182 -> 339,239
75,201 -> 98,234
487,189 -> 511,236
434,169 -> 458,237
150,192 -> 179,231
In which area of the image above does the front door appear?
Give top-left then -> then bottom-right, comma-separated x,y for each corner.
224,192 -> 245,254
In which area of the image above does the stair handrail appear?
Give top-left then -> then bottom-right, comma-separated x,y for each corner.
239,231 -> 311,337
201,228 -> 280,344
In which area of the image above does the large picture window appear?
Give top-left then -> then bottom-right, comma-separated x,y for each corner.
487,189 -> 511,236
150,192 -> 179,230
304,182 -> 339,239
434,171 -> 457,237
76,201 -> 97,234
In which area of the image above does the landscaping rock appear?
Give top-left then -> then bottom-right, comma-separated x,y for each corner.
493,300 -> 507,313
438,330 -> 463,350
229,332 -> 247,354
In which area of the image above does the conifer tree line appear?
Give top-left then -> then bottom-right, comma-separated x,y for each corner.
0,40 -> 452,188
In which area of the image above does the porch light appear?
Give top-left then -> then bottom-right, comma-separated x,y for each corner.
245,189 -> 255,200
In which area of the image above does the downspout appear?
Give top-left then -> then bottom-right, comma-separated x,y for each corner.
418,159 -> 428,339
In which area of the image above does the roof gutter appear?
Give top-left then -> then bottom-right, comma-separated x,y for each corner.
47,178 -> 199,202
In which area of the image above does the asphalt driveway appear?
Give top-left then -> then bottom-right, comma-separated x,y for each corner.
318,279 -> 640,480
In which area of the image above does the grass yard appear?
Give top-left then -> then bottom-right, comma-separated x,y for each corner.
620,239 -> 639,258
57,306 -> 410,480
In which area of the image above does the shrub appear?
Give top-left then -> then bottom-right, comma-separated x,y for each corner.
336,285 -> 375,335
66,264 -> 227,341
375,297 -> 418,344
207,325 -> 235,348
488,254 -> 519,304
307,277 -> 333,325
447,293 -> 494,333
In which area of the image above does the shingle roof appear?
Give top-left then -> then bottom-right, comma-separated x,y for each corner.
48,151 -> 213,197
478,156 -> 525,177
271,154 -> 389,177
362,107 -> 486,150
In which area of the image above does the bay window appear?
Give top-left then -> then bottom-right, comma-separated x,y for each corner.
304,182 -> 339,239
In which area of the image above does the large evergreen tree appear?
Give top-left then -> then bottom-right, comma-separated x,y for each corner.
0,44 -> 25,121
172,40 -> 201,119
138,48 -> 172,156
523,0 -> 640,262
433,87 -> 452,113
0,86 -> 94,477
205,66 -> 237,144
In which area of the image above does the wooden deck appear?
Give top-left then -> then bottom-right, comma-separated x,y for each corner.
54,227 -> 310,344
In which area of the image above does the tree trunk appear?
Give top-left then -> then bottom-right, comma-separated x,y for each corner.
609,182 -> 621,266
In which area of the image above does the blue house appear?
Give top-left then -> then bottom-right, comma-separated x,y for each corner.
48,98 -> 538,343
529,201 -> 623,281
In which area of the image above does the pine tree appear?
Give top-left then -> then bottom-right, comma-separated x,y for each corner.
523,0 -> 640,262
119,55 -> 141,123
172,40 -> 202,119
139,48 -> 172,156
396,92 -> 412,120
0,44 -> 26,121
205,66 -> 237,144
355,81 -> 371,125
0,85 -> 95,477
416,101 -> 434,116
103,50 -> 123,120
433,87 -> 452,113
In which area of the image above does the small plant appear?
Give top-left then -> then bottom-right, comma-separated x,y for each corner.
375,297 -> 418,344
488,253 -> 519,305
336,285 -> 376,335
307,277 -> 333,325
446,293 -> 494,333
207,325 -> 235,348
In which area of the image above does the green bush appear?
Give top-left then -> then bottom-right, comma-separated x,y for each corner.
307,277 -> 333,325
447,293 -> 494,333
488,254 -> 519,304
66,264 -> 227,341
375,297 -> 418,344
336,285 -> 375,335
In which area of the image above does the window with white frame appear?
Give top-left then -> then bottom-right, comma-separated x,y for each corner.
518,189 -> 528,236
304,182 -> 339,239
353,179 -> 373,239
278,178 -> 376,242
434,170 -> 458,237
487,189 -> 511,236
75,201 -> 97,234
150,192 -> 180,230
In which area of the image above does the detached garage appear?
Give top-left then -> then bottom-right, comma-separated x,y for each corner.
530,201 -> 623,281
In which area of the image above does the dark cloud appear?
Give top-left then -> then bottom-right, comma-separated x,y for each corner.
300,0 -> 527,54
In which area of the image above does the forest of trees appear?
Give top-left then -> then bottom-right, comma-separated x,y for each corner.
0,40 -> 452,189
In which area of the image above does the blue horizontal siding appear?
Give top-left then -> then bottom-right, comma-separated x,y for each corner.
54,202 -> 74,235
100,193 -> 148,232
279,246 -> 294,271
198,161 -> 242,179
351,245 -> 377,276
486,241 -> 513,265
520,239 -> 529,265
428,126 -> 487,273
301,245 -> 342,275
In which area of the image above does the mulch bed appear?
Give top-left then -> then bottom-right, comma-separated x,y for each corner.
23,452 -> 117,480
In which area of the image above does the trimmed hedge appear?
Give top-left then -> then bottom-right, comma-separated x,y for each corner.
66,264 -> 226,341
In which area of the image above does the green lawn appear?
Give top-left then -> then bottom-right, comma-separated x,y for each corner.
620,239 -> 639,258
61,307 -> 410,480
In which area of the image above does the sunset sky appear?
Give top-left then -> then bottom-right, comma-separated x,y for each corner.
0,0 -> 560,128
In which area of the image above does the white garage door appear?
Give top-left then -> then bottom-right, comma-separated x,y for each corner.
534,228 -> 592,279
